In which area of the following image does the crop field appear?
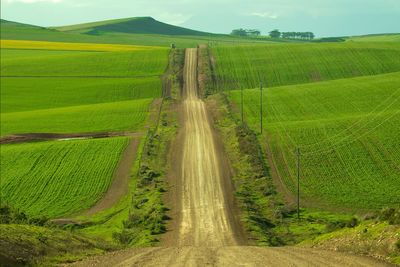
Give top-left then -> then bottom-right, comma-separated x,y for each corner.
0,42 -> 168,136
1,48 -> 168,77
0,37 -> 167,226
1,77 -> 161,113
212,43 -> 400,90
1,99 -> 153,136
228,72 -> 400,210
0,137 -> 129,217
0,40 -> 161,52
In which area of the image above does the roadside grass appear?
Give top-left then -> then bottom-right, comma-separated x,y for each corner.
212,42 -> 400,90
0,224 -> 116,266
0,137 -> 129,218
114,102 -> 178,246
111,49 -> 184,246
1,99 -> 153,136
227,72 -> 400,210
302,220 -> 400,265
0,39 -> 163,52
1,77 -> 161,113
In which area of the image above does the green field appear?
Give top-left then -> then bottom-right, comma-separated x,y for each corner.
0,137 -> 129,217
0,39 -> 166,224
1,43 -> 168,136
1,99 -> 153,136
1,48 -> 168,77
228,72 -> 400,210
1,77 -> 161,113
212,43 -> 400,90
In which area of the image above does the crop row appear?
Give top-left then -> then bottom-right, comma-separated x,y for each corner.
0,39 -> 164,52
0,137 -> 130,217
1,77 -> 161,113
228,72 -> 400,209
212,42 -> 400,91
1,48 -> 169,77
1,98 -> 153,136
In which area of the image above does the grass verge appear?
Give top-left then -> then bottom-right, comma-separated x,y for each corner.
112,49 -> 183,246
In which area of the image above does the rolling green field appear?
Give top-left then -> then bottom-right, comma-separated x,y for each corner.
0,137 -> 129,217
1,48 -> 168,77
1,42 -> 168,136
228,72 -> 400,210
1,77 -> 161,113
212,43 -> 400,90
0,39 -> 166,223
1,99 -> 152,136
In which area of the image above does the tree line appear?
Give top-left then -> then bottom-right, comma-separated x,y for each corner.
230,28 -> 315,40
230,28 -> 261,37
269,29 -> 315,40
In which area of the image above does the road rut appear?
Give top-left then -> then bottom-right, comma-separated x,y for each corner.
177,48 -> 239,246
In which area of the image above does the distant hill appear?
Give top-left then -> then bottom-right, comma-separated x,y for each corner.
0,19 -> 66,40
346,33 -> 400,42
1,19 -> 42,29
2,17 -> 258,48
0,18 -> 218,47
55,17 -> 216,36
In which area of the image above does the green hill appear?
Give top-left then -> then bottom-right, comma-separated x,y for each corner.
0,19 -> 62,40
55,16 -> 215,36
1,18 -> 271,47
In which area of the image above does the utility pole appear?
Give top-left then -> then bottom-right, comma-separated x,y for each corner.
241,87 -> 244,124
296,148 -> 301,221
260,82 -> 263,134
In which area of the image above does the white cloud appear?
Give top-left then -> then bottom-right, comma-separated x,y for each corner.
3,0 -> 62,4
250,12 -> 279,19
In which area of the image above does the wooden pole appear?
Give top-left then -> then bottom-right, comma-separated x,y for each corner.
241,87 -> 244,123
260,82 -> 263,134
296,148 -> 301,220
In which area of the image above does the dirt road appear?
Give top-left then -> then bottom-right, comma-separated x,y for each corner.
176,48 -> 242,246
70,49 -> 391,267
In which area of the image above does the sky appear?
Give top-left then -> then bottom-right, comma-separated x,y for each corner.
1,0 -> 399,37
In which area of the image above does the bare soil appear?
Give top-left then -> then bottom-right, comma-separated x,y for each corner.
166,48 -> 245,247
0,132 -> 143,144
68,246 -> 391,267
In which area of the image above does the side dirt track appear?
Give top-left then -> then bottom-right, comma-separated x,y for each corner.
70,48 -> 391,267
0,132 -> 143,144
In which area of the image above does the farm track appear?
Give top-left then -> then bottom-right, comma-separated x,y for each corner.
69,49 -> 390,266
0,132 -> 143,144
165,48 -> 244,247
84,137 -> 140,216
